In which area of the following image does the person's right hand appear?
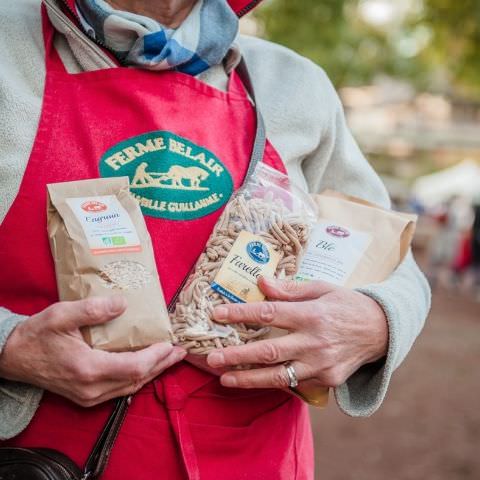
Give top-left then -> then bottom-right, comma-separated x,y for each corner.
0,296 -> 185,407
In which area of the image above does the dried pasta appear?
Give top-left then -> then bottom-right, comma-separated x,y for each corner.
171,163 -> 315,354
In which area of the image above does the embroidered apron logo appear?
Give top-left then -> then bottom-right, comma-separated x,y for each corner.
99,131 -> 233,220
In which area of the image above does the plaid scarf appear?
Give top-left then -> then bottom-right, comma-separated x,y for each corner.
75,0 -> 239,75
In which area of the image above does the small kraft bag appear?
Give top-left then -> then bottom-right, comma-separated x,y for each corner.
292,190 -> 417,406
46,177 -> 171,352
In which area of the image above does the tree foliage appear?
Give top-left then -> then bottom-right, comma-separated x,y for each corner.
254,0 -> 480,100
418,0 -> 480,99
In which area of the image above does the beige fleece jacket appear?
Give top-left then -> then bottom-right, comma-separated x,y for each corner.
0,0 -> 430,440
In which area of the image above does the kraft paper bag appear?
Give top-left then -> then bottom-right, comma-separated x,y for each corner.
47,177 -> 171,352
293,190 -> 417,407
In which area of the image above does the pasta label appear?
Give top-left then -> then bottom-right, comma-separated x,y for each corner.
99,131 -> 233,220
211,230 -> 281,303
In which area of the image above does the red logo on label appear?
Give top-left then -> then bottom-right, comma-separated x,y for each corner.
81,201 -> 108,213
326,225 -> 350,238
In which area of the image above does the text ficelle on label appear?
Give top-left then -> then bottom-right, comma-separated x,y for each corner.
212,230 -> 280,303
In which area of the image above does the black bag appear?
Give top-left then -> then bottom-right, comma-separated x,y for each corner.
0,396 -> 130,480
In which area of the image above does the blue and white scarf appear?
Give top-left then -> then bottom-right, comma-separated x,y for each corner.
75,0 -> 239,75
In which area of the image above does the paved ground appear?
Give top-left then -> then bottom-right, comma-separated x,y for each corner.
310,284 -> 480,480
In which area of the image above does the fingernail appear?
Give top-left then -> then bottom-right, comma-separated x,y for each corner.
208,351 -> 225,367
221,374 -> 237,387
107,295 -> 126,313
213,306 -> 228,321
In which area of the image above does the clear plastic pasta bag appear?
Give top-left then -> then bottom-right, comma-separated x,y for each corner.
171,162 -> 317,354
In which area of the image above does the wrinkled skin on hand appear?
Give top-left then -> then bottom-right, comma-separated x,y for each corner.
0,296 -> 186,407
207,277 -> 389,390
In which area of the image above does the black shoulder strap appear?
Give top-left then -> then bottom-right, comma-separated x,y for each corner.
81,396 -> 131,480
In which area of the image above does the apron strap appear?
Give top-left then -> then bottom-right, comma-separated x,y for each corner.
168,409 -> 201,480
155,374 -> 202,480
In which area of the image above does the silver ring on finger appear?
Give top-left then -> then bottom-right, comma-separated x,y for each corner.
283,361 -> 299,388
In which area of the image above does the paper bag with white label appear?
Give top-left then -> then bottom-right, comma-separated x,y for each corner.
47,177 -> 171,351
292,189 -> 417,407
170,162 -> 317,354
297,190 -> 417,288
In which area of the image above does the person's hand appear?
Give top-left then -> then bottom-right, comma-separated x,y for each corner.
0,296 -> 186,407
206,277 -> 388,389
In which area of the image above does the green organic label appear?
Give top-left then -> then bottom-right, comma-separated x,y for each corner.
99,131 -> 233,220
111,236 -> 127,246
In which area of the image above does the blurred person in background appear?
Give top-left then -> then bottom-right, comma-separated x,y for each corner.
451,228 -> 473,288
471,198 -> 480,300
427,196 -> 473,290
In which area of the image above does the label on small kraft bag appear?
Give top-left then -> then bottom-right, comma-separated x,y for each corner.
296,221 -> 372,286
212,230 -> 281,303
66,195 -> 142,255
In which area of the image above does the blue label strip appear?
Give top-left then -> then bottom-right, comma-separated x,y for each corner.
211,282 -> 246,304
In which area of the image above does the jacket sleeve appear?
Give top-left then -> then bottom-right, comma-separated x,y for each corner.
0,308 -> 43,440
0,2 -> 47,440
302,68 -> 431,416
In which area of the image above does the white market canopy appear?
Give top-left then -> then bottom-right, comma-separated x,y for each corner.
412,160 -> 480,207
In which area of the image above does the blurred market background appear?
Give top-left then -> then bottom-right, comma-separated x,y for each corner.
243,1 -> 480,479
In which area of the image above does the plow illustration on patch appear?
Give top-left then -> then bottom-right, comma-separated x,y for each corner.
131,162 -> 210,191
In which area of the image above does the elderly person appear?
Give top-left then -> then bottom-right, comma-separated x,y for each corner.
0,0 -> 430,479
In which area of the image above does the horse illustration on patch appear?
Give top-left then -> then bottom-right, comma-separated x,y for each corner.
131,163 -> 210,191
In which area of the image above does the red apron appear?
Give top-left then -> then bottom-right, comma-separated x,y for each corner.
0,9 -> 314,480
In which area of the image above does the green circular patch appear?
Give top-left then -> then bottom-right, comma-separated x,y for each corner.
99,131 -> 233,220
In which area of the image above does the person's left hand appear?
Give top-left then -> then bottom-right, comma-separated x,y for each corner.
206,277 -> 389,390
